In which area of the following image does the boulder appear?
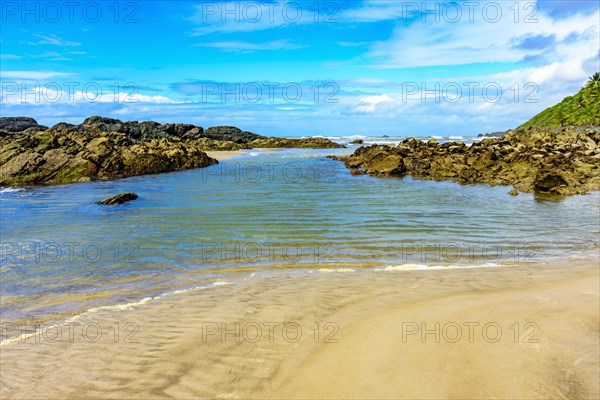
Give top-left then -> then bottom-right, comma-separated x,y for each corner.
204,126 -> 264,143
95,192 -> 139,205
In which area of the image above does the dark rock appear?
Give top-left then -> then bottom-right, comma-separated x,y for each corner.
508,188 -> 519,196
0,117 -> 47,132
204,126 -> 264,143
51,122 -> 76,130
83,116 -> 123,126
95,192 -> 138,205
0,128 -> 219,186
159,124 -> 200,137
351,139 -> 364,144
0,115 -> 346,187
478,130 -> 508,138
334,125 -> 600,195
533,172 -> 568,193
249,137 -> 345,149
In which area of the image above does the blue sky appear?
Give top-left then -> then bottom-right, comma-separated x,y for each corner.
1,0 -> 599,136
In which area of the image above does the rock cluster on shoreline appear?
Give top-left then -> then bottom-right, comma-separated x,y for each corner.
0,116 -> 344,187
332,126 -> 600,195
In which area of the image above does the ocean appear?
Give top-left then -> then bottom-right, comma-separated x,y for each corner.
1,137 -> 599,342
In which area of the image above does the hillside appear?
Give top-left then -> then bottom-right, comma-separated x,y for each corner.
520,73 -> 600,128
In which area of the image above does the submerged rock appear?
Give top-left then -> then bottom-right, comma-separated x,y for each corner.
95,192 -> 138,205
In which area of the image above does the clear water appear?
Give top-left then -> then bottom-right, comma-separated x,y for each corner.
1,144 -> 599,335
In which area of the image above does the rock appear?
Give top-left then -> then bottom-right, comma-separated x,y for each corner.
249,137 -> 345,149
366,155 -> 406,176
95,192 -> 138,205
204,126 -> 264,143
0,117 -> 47,132
508,188 -> 519,196
159,123 -> 199,137
0,116 -> 346,186
0,128 -> 218,186
335,125 -> 600,196
533,172 -> 568,193
351,139 -> 364,144
477,130 -> 508,138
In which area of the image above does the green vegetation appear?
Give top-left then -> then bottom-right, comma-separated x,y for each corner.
520,72 -> 600,128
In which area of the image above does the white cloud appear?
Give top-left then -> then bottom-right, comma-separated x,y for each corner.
0,54 -> 22,60
0,70 -> 73,79
25,34 -> 81,47
354,93 -> 396,113
193,39 -> 306,53
367,3 -> 599,68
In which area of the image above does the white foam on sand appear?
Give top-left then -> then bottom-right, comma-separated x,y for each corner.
374,263 -> 500,272
318,268 -> 356,273
0,280 -> 235,346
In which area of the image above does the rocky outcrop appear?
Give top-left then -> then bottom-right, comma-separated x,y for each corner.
332,126 -> 600,195
0,116 -> 345,186
203,126 -> 263,143
95,192 -> 138,205
0,117 -> 48,135
249,137 -> 345,149
0,126 -> 218,186
477,130 -> 507,138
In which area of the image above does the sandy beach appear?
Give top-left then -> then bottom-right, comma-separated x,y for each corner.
204,150 -> 243,161
1,262 -> 598,399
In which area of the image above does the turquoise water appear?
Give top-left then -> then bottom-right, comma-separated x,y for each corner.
1,145 -> 599,334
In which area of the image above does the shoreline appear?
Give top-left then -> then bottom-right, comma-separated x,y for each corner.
1,261 -> 598,399
204,150 -> 243,161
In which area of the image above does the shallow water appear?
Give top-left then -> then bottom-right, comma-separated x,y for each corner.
1,144 -> 599,337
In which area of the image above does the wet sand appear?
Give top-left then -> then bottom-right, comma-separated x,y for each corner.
1,262 -> 598,399
204,150 -> 242,161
